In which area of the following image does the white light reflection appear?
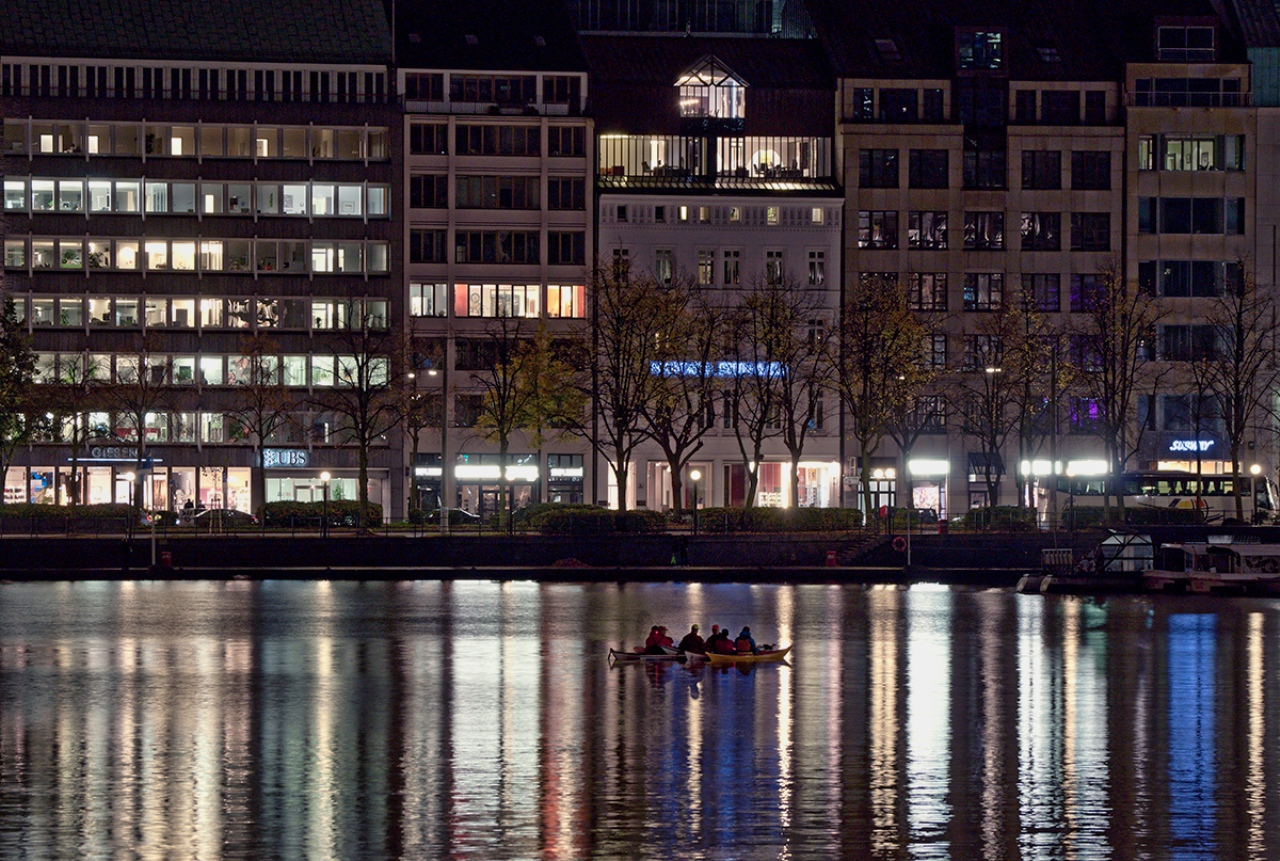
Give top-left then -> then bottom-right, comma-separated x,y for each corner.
906,587 -> 951,856
868,586 -> 900,856
1247,612 -> 1264,857
775,585 -> 795,841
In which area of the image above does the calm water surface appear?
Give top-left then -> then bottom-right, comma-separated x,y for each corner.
2,579 -> 1279,860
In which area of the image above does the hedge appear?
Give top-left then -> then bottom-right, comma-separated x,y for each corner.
531,504 -> 667,535
262,499 -> 382,526
952,506 -> 1039,532
0,503 -> 135,521
694,506 -> 863,533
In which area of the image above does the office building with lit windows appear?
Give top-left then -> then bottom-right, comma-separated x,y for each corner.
396,0 -> 595,517
1,0 -> 401,514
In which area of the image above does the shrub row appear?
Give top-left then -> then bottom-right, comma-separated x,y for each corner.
693,506 -> 863,533
951,506 -> 1039,532
531,504 -> 667,535
0,502 -> 133,520
262,499 -> 382,526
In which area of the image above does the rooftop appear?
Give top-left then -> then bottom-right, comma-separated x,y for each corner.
1,0 -> 391,64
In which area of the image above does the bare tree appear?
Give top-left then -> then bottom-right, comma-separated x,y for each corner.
952,308 -> 1024,509
97,335 -> 172,535
0,298 -> 41,504
640,281 -> 725,513
1068,257 -> 1169,520
43,352 -> 105,506
398,336 -> 444,516
1193,268 -> 1279,520
308,304 -> 402,531
224,333 -> 295,527
582,258 -> 683,511
837,275 -> 934,518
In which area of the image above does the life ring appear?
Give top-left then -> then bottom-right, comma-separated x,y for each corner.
1259,558 -> 1279,574
892,536 -> 907,552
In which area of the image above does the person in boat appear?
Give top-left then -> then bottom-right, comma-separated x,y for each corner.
708,625 -> 737,654
678,624 -> 705,655
645,625 -> 675,654
735,626 -> 757,654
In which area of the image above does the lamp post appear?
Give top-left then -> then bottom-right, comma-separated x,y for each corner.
690,468 -> 701,536
320,471 -> 331,538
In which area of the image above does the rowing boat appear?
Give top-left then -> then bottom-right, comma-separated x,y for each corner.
608,647 -> 704,663
704,645 -> 791,665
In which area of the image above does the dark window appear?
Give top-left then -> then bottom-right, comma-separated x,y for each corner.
1226,198 -> 1245,234
548,177 -> 585,210
1138,197 -> 1157,233
409,229 -> 447,263
1070,213 -> 1111,251
1070,274 -> 1105,311
1041,90 -> 1080,125
925,334 -> 948,369
1084,91 -> 1106,124
963,133 -> 1006,188
879,89 -> 918,122
956,82 -> 1005,126
1160,198 -> 1192,233
409,175 -> 449,209
963,273 -> 1004,311
455,175 -> 540,209
964,211 -> 1004,249
1192,198 -> 1223,234
962,335 -> 1003,371
548,232 -> 585,265
1022,274 -> 1061,311
908,211 -> 948,249
858,211 -> 899,249
548,126 -> 585,156
1071,151 -> 1110,189
454,231 -> 540,264
455,125 -> 540,156
410,124 -> 448,155
859,149 -> 899,188
1070,336 -> 1106,373
1160,325 -> 1219,361
404,73 -> 445,101
1020,212 -> 1061,251
923,89 -> 945,121
908,273 -> 948,311
908,149 -> 948,188
1015,90 -> 1037,123
1021,151 -> 1061,189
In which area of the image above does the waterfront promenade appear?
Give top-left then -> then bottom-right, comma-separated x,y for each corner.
0,530 -> 1105,584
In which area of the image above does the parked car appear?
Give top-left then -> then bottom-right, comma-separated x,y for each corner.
189,508 -> 259,529
423,508 -> 481,526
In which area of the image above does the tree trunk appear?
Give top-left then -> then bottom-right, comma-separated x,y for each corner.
358,442 -> 370,530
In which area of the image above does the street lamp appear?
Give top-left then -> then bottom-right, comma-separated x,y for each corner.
690,468 -> 701,536
320,471 -> 331,538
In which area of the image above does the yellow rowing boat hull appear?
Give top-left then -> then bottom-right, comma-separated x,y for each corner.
704,646 -> 791,664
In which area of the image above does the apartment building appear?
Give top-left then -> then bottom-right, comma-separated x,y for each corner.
805,0 -> 1264,518
396,0 -> 595,518
582,34 -> 841,510
1,0 -> 401,514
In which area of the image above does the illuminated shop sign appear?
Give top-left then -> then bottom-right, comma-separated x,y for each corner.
1168,439 -> 1215,453
651,360 -> 786,378
263,449 -> 310,468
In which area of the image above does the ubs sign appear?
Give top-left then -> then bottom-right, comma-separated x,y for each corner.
263,449 -> 310,468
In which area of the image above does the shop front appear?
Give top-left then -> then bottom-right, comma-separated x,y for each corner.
906,458 -> 949,519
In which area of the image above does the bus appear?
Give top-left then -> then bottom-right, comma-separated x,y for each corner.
1051,470 -> 1279,525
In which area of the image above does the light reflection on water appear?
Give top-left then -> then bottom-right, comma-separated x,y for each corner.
1,580 -> 1279,860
